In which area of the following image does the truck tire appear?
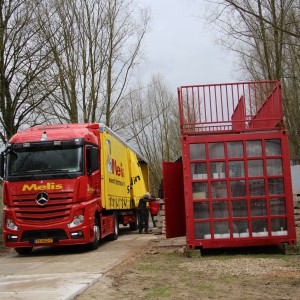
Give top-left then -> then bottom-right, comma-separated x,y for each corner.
15,247 -> 33,255
87,217 -> 101,250
108,214 -> 119,241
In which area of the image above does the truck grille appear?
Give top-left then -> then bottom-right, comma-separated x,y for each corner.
21,229 -> 68,242
12,191 -> 73,224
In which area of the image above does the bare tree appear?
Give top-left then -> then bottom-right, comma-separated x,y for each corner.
206,0 -> 300,159
103,0 -> 150,128
0,0 -> 55,145
36,0 -> 106,124
222,0 -> 300,38
36,0 -> 149,127
120,75 -> 181,194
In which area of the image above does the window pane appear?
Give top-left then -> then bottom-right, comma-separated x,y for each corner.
210,162 -> 226,178
232,200 -> 248,217
209,142 -> 225,159
248,160 -> 264,177
194,202 -> 210,219
228,141 -> 243,158
270,198 -> 286,215
250,199 -> 266,216
233,220 -> 249,236
214,221 -> 230,236
265,139 -> 281,156
212,201 -> 228,218
267,159 -> 282,175
246,140 -> 262,157
192,182 -> 208,199
195,222 -> 210,239
230,180 -> 246,197
211,181 -> 227,198
249,179 -> 265,196
229,161 -> 245,178
252,219 -> 268,234
271,218 -> 287,235
190,144 -> 206,160
191,163 -> 207,179
268,178 -> 284,195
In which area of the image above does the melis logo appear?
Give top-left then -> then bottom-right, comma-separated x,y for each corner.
22,182 -> 63,192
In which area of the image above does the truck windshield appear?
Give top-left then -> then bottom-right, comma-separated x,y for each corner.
7,146 -> 83,180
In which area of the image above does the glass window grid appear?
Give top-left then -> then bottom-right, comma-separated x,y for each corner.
229,160 -> 245,178
190,143 -> 206,160
194,215 -> 288,239
209,142 -> 225,159
227,141 -> 244,158
265,139 -> 282,156
191,139 -> 287,239
246,140 -> 262,157
247,159 -> 264,177
210,161 -> 226,179
191,162 -> 208,180
266,158 -> 283,176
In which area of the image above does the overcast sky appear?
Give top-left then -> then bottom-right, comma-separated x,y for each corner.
138,0 -> 236,92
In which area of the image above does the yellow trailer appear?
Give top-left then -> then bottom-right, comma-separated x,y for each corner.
100,125 -> 149,227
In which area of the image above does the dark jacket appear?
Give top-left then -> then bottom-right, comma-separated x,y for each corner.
137,197 -> 148,210
137,196 -> 154,210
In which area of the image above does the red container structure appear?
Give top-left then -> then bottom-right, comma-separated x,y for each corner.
164,81 -> 297,250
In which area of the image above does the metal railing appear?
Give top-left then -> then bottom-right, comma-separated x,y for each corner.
178,81 -> 283,135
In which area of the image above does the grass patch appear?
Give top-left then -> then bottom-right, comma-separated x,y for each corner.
145,285 -> 172,299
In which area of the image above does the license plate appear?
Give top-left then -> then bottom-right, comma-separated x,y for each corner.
34,238 -> 53,244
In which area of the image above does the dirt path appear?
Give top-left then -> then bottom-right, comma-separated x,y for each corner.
1,229 -> 299,300
0,228 -> 157,300
75,231 -> 300,300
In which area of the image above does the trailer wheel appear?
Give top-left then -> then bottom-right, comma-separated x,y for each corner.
108,214 -> 119,241
87,217 -> 101,250
15,247 -> 33,255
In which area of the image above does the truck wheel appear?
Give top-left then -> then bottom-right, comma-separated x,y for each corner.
108,214 -> 119,241
87,217 -> 101,250
15,247 -> 33,255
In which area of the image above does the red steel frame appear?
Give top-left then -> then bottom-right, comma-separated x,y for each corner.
178,81 -> 297,249
178,81 -> 283,135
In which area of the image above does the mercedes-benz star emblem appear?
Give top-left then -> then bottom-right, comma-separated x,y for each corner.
36,192 -> 49,206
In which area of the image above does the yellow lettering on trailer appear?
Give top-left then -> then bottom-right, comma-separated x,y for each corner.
101,130 -> 148,210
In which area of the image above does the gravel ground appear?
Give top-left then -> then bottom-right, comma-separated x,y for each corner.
76,228 -> 300,300
179,257 -> 299,276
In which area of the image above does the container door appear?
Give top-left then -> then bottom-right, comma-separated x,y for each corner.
163,162 -> 186,238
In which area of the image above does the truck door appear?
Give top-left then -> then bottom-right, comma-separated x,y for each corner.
86,145 -> 101,199
162,161 -> 186,238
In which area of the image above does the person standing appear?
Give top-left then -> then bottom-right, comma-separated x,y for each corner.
149,197 -> 160,228
137,192 -> 152,233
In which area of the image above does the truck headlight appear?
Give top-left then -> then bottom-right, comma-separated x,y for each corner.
68,215 -> 84,228
6,219 -> 19,231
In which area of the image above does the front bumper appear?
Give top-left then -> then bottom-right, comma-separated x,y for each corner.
4,223 -> 93,248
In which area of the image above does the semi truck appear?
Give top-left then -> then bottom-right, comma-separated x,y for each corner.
0,123 -> 149,254
163,80 -> 297,250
